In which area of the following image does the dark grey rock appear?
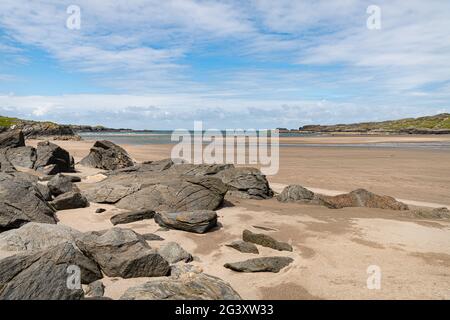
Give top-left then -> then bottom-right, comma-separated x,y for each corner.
243,229 -> 293,252
224,257 -> 294,273
157,242 -> 193,263
226,240 -> 259,254
50,191 -> 89,210
36,183 -> 53,201
33,141 -> 74,174
47,173 -> 79,196
85,280 -> 105,298
95,208 -> 106,213
80,140 -> 135,170
5,146 -> 36,169
141,233 -> 164,241
110,209 -> 155,226
0,130 -> 25,149
277,185 -> 315,202
0,149 -> 16,173
154,210 -> 218,234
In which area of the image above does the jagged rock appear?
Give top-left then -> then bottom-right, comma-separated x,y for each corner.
80,140 -> 135,170
85,280 -> 105,298
33,141 -> 74,175
317,189 -> 409,210
0,242 -> 102,299
214,167 -> 273,199
224,257 -> 293,273
50,191 -> 89,210
243,229 -> 292,252
106,158 -> 174,175
141,233 -> 164,241
226,240 -> 259,254
36,183 -> 53,201
47,173 -> 79,196
0,150 -> 16,172
120,272 -> 241,300
158,242 -> 193,264
0,130 -> 25,148
110,209 -> 155,226
154,210 -> 218,234
277,185 -> 315,202
0,222 -> 82,252
75,228 -> 170,278
5,146 -> 36,169
0,172 -> 56,232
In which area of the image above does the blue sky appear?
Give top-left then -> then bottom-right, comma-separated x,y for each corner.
1,0 -> 449,129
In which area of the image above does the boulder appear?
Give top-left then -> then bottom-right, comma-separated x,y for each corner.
157,242 -> 193,264
0,242 -> 102,299
110,209 -> 155,226
0,173 -> 56,232
243,229 -> 292,252
0,222 -> 82,252
85,280 -> 105,298
120,272 -> 241,300
50,191 -> 89,210
214,167 -> 273,199
5,146 -> 36,169
0,130 -> 25,149
277,185 -> 315,202
80,140 -> 135,170
47,173 -> 79,196
0,150 -> 16,173
36,183 -> 53,201
226,240 -> 259,254
106,158 -> 174,175
317,189 -> 409,210
76,228 -> 170,278
154,210 -> 218,234
33,141 -> 74,174
224,257 -> 294,273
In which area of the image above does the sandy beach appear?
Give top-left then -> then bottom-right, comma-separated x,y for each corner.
23,136 -> 450,300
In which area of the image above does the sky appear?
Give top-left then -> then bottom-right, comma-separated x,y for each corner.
0,0 -> 449,129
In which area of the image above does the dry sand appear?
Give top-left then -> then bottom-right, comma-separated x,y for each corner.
27,137 -> 450,300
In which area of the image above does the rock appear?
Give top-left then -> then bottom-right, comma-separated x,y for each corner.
5,146 -> 36,168
243,229 -> 292,252
0,242 -> 102,299
95,208 -> 106,213
169,264 -> 203,278
47,173 -> 79,196
409,207 -> 450,219
154,210 -> 218,234
33,141 -> 74,174
168,163 -> 234,176
0,222 -> 82,252
277,185 -> 315,202
158,242 -> 193,264
85,280 -> 105,298
76,228 -> 170,278
120,272 -> 241,300
0,149 -> 16,172
226,240 -> 259,254
317,189 -> 409,210
224,257 -> 294,273
214,167 -> 273,199
36,183 -> 53,201
110,209 -> 155,226
80,140 -> 135,170
50,191 -> 89,210
0,130 -> 25,148
106,158 -> 174,175
0,172 -> 56,232
141,233 -> 164,241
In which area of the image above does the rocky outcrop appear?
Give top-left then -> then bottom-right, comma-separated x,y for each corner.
224,257 -> 294,273
243,229 -> 292,252
0,223 -> 82,252
0,172 -> 56,232
33,141 -> 75,175
0,242 -> 102,300
154,210 -> 218,234
50,191 -> 89,210
80,140 -> 135,170
158,242 -> 193,264
277,185 -> 315,202
110,209 -> 155,226
75,228 -> 170,278
0,130 -> 25,148
226,240 -> 259,254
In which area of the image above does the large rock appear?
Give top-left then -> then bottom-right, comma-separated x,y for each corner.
106,159 -> 174,175
226,240 -> 259,254
47,173 -> 79,196
214,167 -> 273,199
50,191 -> 89,210
33,141 -> 74,175
0,223 -> 82,252
0,150 -> 16,173
157,242 -> 193,264
110,209 -> 155,226
5,146 -> 36,169
0,242 -> 102,299
224,257 -> 294,273
80,140 -> 135,170
277,185 -> 315,202
120,271 -> 241,300
317,189 -> 409,210
0,173 -> 57,232
76,228 -> 170,278
243,229 -> 293,252
0,130 -> 25,149
154,210 -> 218,234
